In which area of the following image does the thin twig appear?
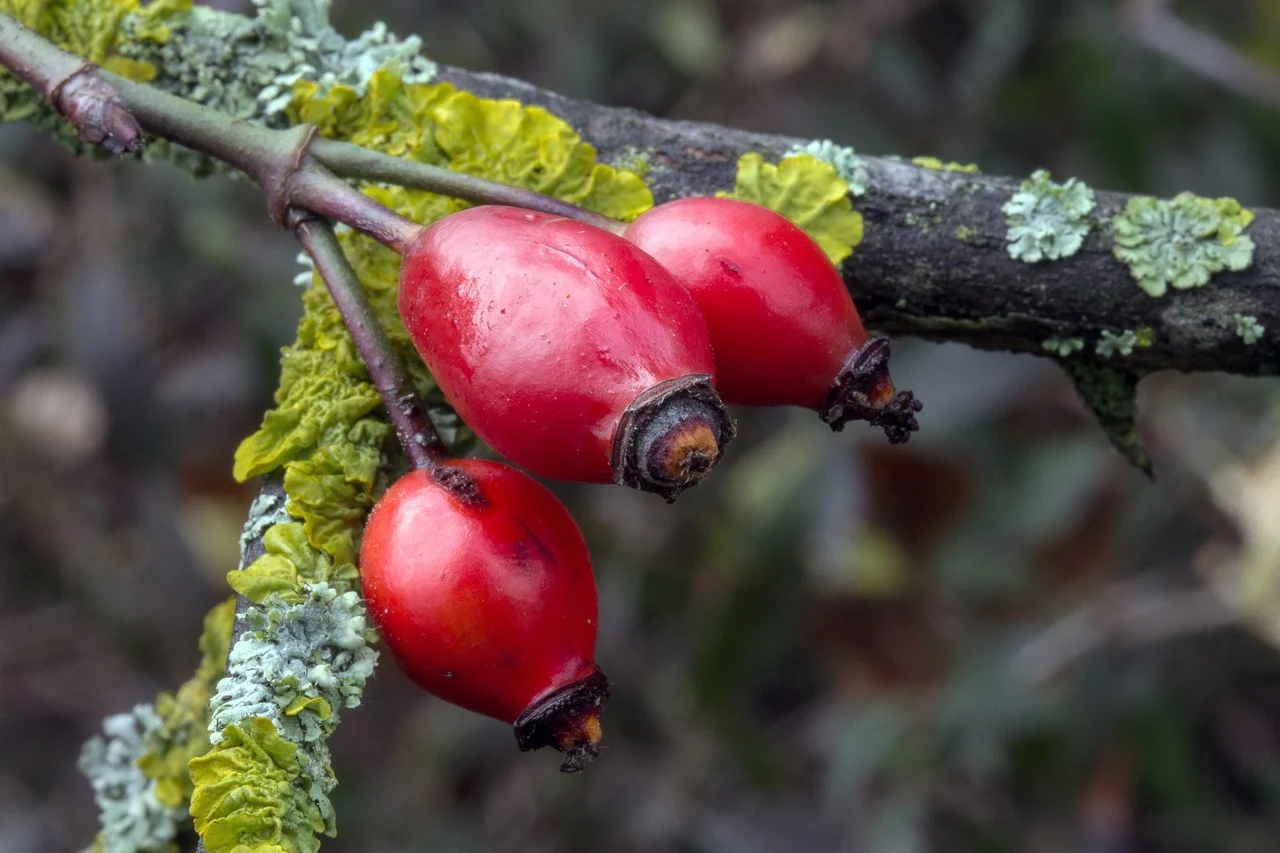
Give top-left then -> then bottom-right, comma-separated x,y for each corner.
309,137 -> 623,231
287,165 -> 422,254
290,214 -> 448,469
1122,0 -> 1280,111
1012,575 -> 1239,685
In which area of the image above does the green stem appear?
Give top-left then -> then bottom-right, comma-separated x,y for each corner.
0,10 -> 84,96
292,215 -> 448,469
96,68 -> 280,176
0,12 -> 625,250
309,137 -> 625,232
289,165 -> 422,253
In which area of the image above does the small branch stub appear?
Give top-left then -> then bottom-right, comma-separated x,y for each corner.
0,16 -> 143,155
821,337 -> 922,444
611,375 -> 737,502
513,666 -> 610,773
290,214 -> 450,469
52,64 -> 144,155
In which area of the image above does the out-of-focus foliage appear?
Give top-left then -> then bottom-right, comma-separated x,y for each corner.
137,597 -> 236,808
79,705 -> 185,853
5,1 -> 1280,853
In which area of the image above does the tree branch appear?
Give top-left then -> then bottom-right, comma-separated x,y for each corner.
440,66 -> 1280,378
307,137 -> 622,232
0,14 -> 141,153
5,11 -> 1274,379
1122,0 -> 1280,112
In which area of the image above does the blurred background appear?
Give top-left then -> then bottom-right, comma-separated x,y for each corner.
4,0 -> 1280,850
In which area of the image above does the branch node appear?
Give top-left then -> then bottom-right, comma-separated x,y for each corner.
261,124 -> 319,227
51,63 -> 144,156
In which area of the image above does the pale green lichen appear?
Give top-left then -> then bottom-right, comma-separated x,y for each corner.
208,583 -> 378,836
1112,193 -> 1255,297
787,139 -> 869,196
912,156 -> 981,174
79,705 -> 186,853
79,599 -> 235,852
1,0 -> 435,172
240,490 -> 291,563
117,0 -> 435,173
1095,327 -> 1155,359
1043,337 -> 1084,357
1003,169 -> 1095,263
609,145 -> 652,179
1235,314 -> 1266,345
0,0 -> 434,166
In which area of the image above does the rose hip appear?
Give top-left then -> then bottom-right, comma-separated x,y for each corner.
398,205 -> 735,500
360,460 -> 608,771
623,196 -> 921,443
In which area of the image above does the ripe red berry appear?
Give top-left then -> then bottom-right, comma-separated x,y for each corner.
360,459 -> 608,771
398,205 -> 735,501
622,196 -> 921,443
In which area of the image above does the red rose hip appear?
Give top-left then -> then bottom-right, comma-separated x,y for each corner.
360,459 -> 608,770
398,205 -> 735,500
622,196 -> 921,443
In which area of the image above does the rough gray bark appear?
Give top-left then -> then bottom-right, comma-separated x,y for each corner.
442,66 -> 1280,380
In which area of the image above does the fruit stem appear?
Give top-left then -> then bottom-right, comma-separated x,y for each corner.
309,137 -> 626,232
289,165 -> 423,254
291,214 -> 449,469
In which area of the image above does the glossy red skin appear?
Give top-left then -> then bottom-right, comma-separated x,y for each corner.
360,460 -> 599,724
398,206 -> 716,483
623,196 -> 869,409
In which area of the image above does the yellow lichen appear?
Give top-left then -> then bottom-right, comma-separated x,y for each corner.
722,152 -> 863,265
912,156 -> 981,174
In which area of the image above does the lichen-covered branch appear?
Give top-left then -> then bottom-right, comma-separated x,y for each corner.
440,66 -> 1279,379
4,1 -> 1274,851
